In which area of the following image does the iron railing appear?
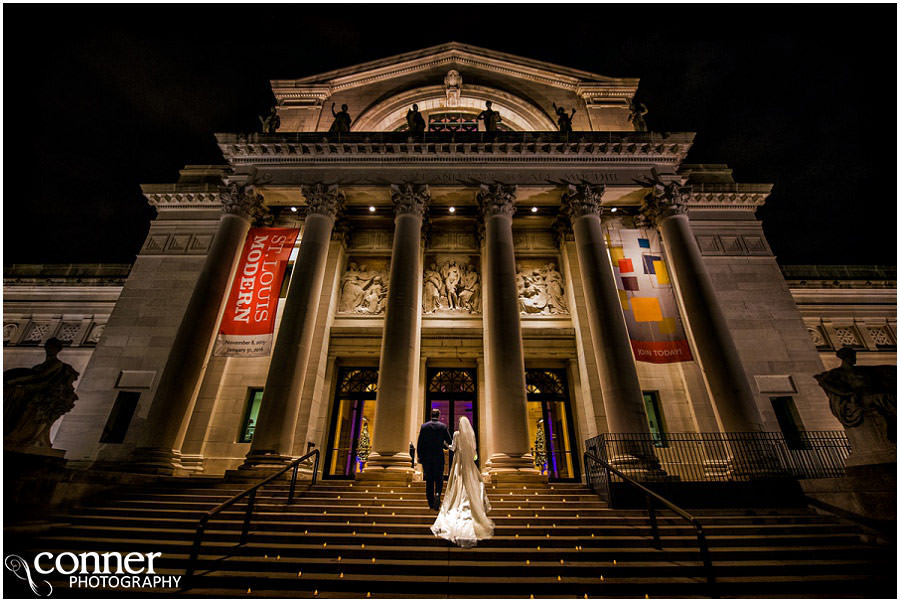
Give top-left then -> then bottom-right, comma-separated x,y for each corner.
583,450 -> 715,592
586,431 -> 850,482
184,449 -> 320,583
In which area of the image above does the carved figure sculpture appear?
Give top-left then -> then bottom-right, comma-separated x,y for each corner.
4,338 -> 79,449
423,260 -> 481,314
444,70 -> 462,107
258,106 -> 281,134
476,101 -> 502,132
423,263 -> 444,314
517,263 -> 569,315
815,347 -> 897,447
407,104 -> 426,136
338,262 -> 389,314
552,102 -> 576,133
329,103 -> 352,134
628,98 -> 649,132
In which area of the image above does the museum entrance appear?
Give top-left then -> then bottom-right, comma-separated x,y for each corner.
425,368 -> 478,477
526,369 -> 579,482
324,367 -> 379,479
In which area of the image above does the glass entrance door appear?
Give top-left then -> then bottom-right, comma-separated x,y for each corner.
325,367 -> 378,479
526,369 -> 579,481
425,368 -> 478,477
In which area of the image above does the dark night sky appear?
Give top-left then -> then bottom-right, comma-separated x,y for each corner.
4,4 -> 896,266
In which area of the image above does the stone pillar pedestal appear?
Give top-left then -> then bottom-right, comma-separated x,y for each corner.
478,184 -> 541,484
242,184 -> 343,469
563,184 -> 663,477
359,184 -> 427,481
128,184 -> 261,474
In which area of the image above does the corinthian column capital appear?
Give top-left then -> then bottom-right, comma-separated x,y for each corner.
477,183 -> 517,219
390,183 -> 429,219
638,182 -> 691,228
301,183 -> 345,219
220,183 -> 271,225
562,183 -> 605,219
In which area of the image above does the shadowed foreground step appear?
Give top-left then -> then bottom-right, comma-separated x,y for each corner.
6,479 -> 896,598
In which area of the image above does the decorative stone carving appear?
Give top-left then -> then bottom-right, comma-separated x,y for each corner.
427,230 -> 477,251
444,70 -> 462,107
833,326 -> 860,347
561,183 -> 604,219
220,183 -> 271,225
634,169 -> 690,227
423,257 -> 481,314
807,326 -> 827,347
338,260 -> 389,315
22,322 -> 51,345
302,183 -> 345,219
815,347 -> 896,466
868,326 -> 894,346
56,323 -> 81,345
85,323 -> 105,345
390,183 -> 429,219
516,261 -> 569,316
4,338 -> 78,449
4,323 -> 19,344
477,184 -> 517,220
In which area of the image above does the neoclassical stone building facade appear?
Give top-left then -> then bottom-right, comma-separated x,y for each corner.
15,43 -> 895,481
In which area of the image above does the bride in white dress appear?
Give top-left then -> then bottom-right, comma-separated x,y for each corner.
430,416 -> 494,547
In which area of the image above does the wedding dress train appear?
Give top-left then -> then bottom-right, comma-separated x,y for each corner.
430,416 -> 494,547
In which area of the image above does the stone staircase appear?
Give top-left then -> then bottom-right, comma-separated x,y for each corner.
6,478 -> 895,598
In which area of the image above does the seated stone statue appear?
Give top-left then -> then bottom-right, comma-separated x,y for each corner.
4,337 -> 79,449
815,347 -> 896,466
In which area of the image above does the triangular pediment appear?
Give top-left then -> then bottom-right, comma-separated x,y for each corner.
271,42 -> 636,95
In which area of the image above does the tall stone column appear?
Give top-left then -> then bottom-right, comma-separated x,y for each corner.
562,184 -> 662,475
478,184 -> 539,481
130,184 -> 265,473
243,184 -> 343,467
361,184 -> 427,479
563,184 -> 650,435
639,183 -> 763,434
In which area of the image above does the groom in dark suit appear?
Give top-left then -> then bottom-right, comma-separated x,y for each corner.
416,409 -> 452,510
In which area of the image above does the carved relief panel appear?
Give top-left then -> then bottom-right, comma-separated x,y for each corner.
516,259 -> 569,316
423,254 -> 481,315
338,257 -> 390,315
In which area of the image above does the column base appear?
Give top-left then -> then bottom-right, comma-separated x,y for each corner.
486,453 -> 544,484
240,450 -> 294,469
357,452 -> 415,482
126,447 -> 183,475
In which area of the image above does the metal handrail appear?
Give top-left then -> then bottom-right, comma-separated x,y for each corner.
583,450 -> 715,592
184,449 -> 320,583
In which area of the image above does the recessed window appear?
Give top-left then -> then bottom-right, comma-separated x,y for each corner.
771,396 -> 808,450
238,388 -> 264,443
643,391 -> 667,447
99,391 -> 140,443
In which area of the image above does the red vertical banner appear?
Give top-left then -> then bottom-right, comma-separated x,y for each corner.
214,227 -> 300,357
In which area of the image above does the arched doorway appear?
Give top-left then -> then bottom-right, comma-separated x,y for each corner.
324,367 -> 378,479
526,369 -> 579,481
425,368 -> 478,476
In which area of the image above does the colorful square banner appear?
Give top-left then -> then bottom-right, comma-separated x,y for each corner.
605,226 -> 693,364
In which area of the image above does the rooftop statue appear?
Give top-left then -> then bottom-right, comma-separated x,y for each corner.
4,337 -> 79,449
329,102 -> 352,134
552,102 -> 576,133
258,106 -> 280,134
407,104 -> 426,136
476,101 -> 502,132
628,98 -> 649,132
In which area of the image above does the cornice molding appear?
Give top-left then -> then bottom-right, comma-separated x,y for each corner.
687,191 -> 771,210
216,132 -> 694,167
143,191 -> 223,210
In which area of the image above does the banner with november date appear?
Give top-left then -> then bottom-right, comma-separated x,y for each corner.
604,226 -> 693,364
214,227 -> 300,357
